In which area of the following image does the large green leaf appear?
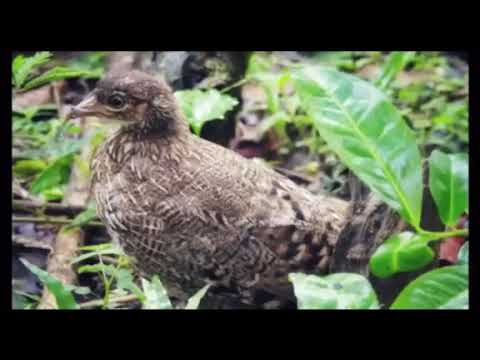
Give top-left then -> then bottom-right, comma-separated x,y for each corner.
185,284 -> 211,309
30,153 -> 74,194
175,89 -> 238,135
289,272 -> 379,309
20,258 -> 79,309
429,150 -> 468,227
141,276 -> 173,309
374,52 -> 415,91
294,65 -> 423,228
391,265 -> 468,309
369,232 -> 435,278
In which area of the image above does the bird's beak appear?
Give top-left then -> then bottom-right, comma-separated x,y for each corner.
67,92 -> 108,120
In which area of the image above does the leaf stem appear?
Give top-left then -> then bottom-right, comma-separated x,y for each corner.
419,228 -> 468,241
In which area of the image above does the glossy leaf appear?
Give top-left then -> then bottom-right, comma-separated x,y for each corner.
175,89 -> 238,135
370,232 -> 435,278
294,65 -> 423,228
30,153 -> 74,194
457,242 -> 468,265
429,150 -> 468,227
141,276 -> 172,310
289,272 -> 379,309
374,52 -> 415,90
391,265 -> 468,309
185,284 -> 211,309
20,258 -> 79,309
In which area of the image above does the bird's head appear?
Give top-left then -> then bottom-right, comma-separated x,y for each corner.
68,70 -> 184,134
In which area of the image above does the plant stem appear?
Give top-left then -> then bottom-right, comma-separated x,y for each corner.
12,215 -> 104,228
419,228 -> 468,241
79,294 -> 139,309
220,78 -> 248,93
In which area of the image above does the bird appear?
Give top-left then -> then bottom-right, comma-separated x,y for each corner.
68,70 -> 350,308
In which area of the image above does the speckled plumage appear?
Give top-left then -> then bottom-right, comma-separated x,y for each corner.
70,71 -> 350,307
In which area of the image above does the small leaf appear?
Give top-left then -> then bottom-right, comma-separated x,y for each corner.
374,52 -> 415,90
391,265 -> 468,309
185,284 -> 211,309
13,159 -> 48,177
30,153 -> 74,194
429,150 -> 469,227
369,232 -> 435,278
141,276 -> 173,309
457,242 -> 468,265
294,65 -> 423,228
289,272 -> 379,309
175,89 -> 238,135
20,258 -> 78,309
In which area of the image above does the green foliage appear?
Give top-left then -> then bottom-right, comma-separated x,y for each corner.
429,150 -> 469,226
175,89 -> 238,135
20,258 -> 79,309
294,65 -> 423,228
12,52 -> 52,89
289,273 -> 379,309
390,265 -> 468,309
369,232 -> 435,278
13,51 -> 102,91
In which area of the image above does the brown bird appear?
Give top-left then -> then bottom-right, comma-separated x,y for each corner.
68,70 -> 350,308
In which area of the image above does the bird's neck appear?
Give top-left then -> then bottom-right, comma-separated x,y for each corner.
127,102 -> 191,140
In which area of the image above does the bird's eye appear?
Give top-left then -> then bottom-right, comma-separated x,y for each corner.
107,94 -> 127,109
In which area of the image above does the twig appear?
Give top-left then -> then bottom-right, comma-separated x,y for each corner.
12,215 -> 104,228
79,294 -> 139,309
13,199 -> 88,217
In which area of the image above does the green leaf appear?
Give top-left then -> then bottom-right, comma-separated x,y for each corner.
374,52 -> 415,90
429,150 -> 469,227
458,242 -> 468,265
65,206 -> 97,231
294,65 -> 423,228
41,186 -> 65,201
30,153 -> 74,194
391,265 -> 468,309
13,159 -> 48,177
369,232 -> 435,278
288,272 -> 379,309
185,284 -> 211,309
20,258 -> 79,309
22,67 -> 102,91
12,51 -> 52,88
175,89 -> 238,135
141,276 -> 173,309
